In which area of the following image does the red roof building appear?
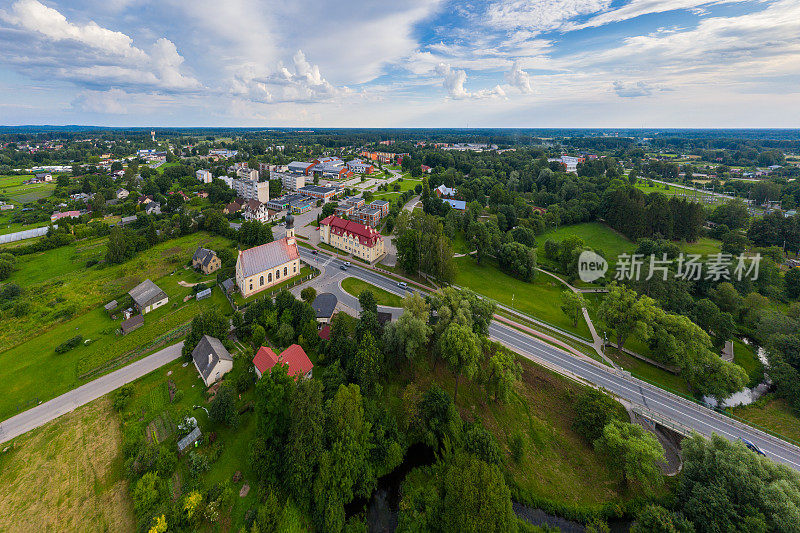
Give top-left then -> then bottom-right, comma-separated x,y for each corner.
253,344 -> 313,380
318,215 -> 386,262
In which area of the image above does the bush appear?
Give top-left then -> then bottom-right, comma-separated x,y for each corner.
188,451 -> 210,477
55,334 -> 83,354
113,385 -> 134,411
509,431 -> 525,463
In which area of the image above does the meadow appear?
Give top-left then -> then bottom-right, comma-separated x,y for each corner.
453,256 -> 593,340
0,175 -> 57,203
0,397 -> 134,532
341,276 -> 405,307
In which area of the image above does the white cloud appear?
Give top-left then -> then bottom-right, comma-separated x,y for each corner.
434,63 -> 506,99
612,80 -> 653,97
505,60 -> 534,94
231,50 -> 350,104
572,0 -> 751,30
485,0 -> 611,33
0,0 -> 200,91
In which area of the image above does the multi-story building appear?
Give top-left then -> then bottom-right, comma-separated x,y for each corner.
342,196 -> 364,209
334,204 -> 355,217
346,159 -> 374,174
236,217 -> 301,298
196,169 -> 212,183
353,206 -> 382,227
319,215 -> 385,263
272,171 -> 305,191
371,200 -> 390,217
234,178 -> 270,203
236,167 -> 259,181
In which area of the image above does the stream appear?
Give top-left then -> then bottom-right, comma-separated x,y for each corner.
352,443 -> 632,532
704,342 -> 772,409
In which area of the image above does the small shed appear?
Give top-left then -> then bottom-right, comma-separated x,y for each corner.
196,288 -> 212,300
104,300 -> 118,314
221,278 -> 235,295
121,314 -> 144,335
177,427 -> 201,453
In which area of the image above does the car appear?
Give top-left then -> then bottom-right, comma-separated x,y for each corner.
344,261 -> 351,266
311,250 -> 318,255
398,282 -> 407,289
340,265 -> 347,271
739,438 -> 766,456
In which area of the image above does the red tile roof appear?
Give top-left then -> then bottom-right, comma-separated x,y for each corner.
253,344 -> 313,379
319,215 -> 382,248
253,346 -> 278,374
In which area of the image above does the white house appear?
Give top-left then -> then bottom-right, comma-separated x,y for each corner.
243,199 -> 270,222
192,335 -> 233,387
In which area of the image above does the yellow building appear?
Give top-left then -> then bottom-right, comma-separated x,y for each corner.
318,215 -> 385,263
235,215 -> 301,298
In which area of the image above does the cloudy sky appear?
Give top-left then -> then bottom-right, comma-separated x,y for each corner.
0,0 -> 798,127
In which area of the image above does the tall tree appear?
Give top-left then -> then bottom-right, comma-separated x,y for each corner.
594,420 -> 665,493
439,322 -> 482,404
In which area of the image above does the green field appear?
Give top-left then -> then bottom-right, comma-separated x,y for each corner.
0,175 -> 57,203
0,212 -> 50,236
1,232 -> 233,353
341,276 -> 404,307
535,222 -> 635,262
371,177 -> 421,200
0,268 -> 231,422
453,256 -> 592,339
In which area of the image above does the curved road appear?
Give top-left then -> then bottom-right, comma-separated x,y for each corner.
298,247 -> 800,471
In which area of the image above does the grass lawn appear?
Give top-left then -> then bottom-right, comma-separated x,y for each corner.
1,232 -> 233,353
0,396 -> 134,531
535,222 -> 635,263
371,177 -> 421,200
733,340 -> 763,387
0,275 -> 231,422
0,175 -> 56,203
341,276 -> 404,307
382,356 -> 640,511
454,256 -> 592,340
732,395 -> 800,446
451,229 -> 472,255
604,347 -> 692,396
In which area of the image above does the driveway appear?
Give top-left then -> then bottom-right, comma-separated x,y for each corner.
0,342 -> 185,444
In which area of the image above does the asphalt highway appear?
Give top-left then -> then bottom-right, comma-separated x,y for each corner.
298,246 -> 800,471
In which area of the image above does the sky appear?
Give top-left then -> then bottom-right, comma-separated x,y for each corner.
0,0 -> 798,128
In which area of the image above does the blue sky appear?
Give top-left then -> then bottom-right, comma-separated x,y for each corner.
0,0 -> 798,127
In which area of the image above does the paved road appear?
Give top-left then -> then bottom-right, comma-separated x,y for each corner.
296,247 -> 800,471
0,342 -> 184,445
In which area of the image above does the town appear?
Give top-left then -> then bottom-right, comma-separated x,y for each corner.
2,0 -> 800,530
1,127 -> 800,533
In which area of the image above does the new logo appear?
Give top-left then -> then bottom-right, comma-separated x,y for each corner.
578,250 -> 608,283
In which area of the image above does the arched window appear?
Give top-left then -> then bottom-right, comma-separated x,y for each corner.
249,282 -> 253,291
284,267 -> 287,276
268,273 -> 272,283
293,264 -> 296,273
259,276 -> 264,286
276,270 -> 280,280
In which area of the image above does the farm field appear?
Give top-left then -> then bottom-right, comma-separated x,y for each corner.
0,174 -> 57,203
341,276 -> 405,307
453,256 -> 593,340
0,396 -> 134,532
